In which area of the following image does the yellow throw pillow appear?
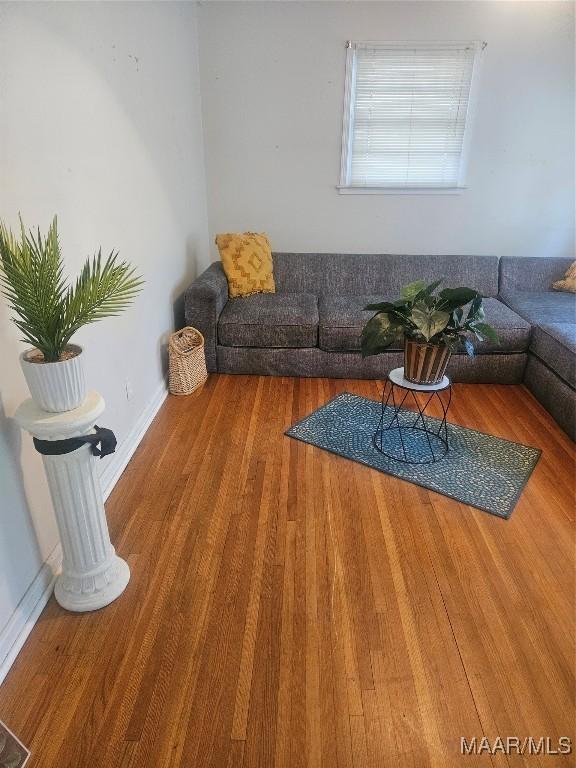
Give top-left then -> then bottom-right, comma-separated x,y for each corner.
553,260 -> 576,294
216,232 -> 276,298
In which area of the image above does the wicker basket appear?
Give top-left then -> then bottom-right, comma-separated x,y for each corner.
169,327 -> 208,395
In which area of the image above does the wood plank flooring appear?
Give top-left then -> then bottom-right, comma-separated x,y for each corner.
0,374 -> 574,767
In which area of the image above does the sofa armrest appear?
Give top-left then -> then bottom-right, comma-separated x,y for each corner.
184,262 -> 228,372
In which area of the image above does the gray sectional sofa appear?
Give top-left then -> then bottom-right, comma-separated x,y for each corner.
185,253 -> 575,439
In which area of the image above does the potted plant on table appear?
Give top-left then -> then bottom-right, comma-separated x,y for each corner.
361,279 -> 498,385
0,216 -> 143,412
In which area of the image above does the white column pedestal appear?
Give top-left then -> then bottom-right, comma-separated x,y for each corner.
15,391 -> 130,612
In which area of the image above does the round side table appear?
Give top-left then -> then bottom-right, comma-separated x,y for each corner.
373,367 -> 452,465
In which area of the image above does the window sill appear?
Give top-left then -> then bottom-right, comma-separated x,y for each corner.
337,186 -> 467,196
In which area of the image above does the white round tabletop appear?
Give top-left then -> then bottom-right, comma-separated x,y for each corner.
388,367 -> 450,392
14,390 -> 105,439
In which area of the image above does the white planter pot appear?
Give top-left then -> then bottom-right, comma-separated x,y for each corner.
20,345 -> 86,412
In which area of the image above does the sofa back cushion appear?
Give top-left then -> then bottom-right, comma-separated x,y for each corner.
272,253 -> 499,297
499,257 -> 575,293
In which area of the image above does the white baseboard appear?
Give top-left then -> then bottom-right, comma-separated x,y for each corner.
0,543 -> 62,685
99,381 -> 168,500
0,381 -> 168,686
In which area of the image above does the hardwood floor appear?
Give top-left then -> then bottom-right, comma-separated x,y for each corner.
0,374 -> 574,767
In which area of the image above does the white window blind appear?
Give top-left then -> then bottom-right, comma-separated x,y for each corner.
340,41 -> 481,191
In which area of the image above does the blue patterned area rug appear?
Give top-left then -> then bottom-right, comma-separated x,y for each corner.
285,392 -> 541,519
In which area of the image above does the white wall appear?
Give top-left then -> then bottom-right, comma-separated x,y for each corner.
0,1 -> 209,677
198,0 -> 575,259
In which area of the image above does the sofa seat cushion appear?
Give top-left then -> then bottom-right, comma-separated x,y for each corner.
476,298 -> 532,353
218,293 -> 318,348
319,295 -> 401,352
499,291 -> 576,324
530,323 -> 576,388
318,296 -> 530,353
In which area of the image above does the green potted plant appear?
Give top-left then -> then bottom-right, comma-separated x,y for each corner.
0,216 -> 143,412
361,279 -> 498,385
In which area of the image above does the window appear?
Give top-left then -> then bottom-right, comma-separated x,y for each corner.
339,41 -> 483,193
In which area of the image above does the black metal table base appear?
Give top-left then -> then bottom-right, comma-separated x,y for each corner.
373,379 -> 452,465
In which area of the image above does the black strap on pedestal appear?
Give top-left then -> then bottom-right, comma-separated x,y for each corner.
33,425 -> 117,459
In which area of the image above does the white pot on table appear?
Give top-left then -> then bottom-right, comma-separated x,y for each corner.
20,344 -> 86,412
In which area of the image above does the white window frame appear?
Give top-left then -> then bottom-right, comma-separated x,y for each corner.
338,40 -> 484,195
